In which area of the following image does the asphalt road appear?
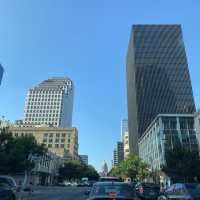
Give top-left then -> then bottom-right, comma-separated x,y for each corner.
21,186 -> 88,200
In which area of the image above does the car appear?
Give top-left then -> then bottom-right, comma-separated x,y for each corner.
158,183 -> 200,200
71,182 -> 78,186
135,182 -> 160,200
57,182 -> 66,187
77,181 -> 90,187
85,181 -> 137,200
99,176 -> 122,182
64,181 -> 71,186
0,176 -> 17,200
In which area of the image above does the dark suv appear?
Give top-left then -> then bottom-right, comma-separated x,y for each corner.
158,183 -> 200,200
135,182 -> 160,200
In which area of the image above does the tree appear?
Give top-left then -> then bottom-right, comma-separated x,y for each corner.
109,154 -> 150,181
0,128 -> 47,174
162,146 -> 200,182
59,160 -> 99,181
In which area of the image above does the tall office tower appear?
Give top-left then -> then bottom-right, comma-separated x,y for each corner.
112,148 -> 118,167
79,155 -> 88,165
127,25 -> 196,154
24,77 -> 74,128
0,64 -> 4,85
121,119 -> 128,140
112,141 -> 124,167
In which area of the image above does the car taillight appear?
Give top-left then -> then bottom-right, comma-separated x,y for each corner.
139,187 -> 144,194
109,192 -> 117,198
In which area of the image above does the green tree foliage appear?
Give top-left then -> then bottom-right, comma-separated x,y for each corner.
109,154 -> 150,181
0,128 -> 47,174
162,146 -> 200,182
59,160 -> 99,181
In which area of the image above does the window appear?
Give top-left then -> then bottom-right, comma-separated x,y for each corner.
55,139 -> 59,143
56,133 -> 60,137
49,139 -> 53,143
48,144 -> 52,148
61,139 -> 65,143
55,144 -> 59,148
60,144 -> 65,148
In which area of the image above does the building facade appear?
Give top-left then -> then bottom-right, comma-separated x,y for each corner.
9,126 -> 79,160
112,148 -> 118,167
194,110 -> 200,148
0,64 -> 3,85
121,119 -> 128,140
24,77 -> 74,128
112,141 -> 124,167
79,155 -> 88,165
126,25 -> 196,154
139,114 -> 199,171
31,151 -> 64,185
123,131 -> 130,159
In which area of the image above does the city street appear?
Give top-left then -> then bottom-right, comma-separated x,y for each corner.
21,186 -> 88,200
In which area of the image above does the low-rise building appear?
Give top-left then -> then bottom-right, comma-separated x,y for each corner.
139,114 -> 199,172
31,151 -> 64,185
9,126 -> 79,160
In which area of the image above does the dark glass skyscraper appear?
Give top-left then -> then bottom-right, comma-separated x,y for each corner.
126,25 -> 196,154
0,64 -> 3,85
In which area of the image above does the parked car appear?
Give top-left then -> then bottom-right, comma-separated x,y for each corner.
0,176 -> 17,200
135,182 -> 160,200
85,181 -> 137,200
158,183 -> 200,200
71,182 -> 78,186
77,181 -> 90,187
56,182 -> 67,187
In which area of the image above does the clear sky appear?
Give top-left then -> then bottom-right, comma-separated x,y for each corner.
0,0 -> 200,171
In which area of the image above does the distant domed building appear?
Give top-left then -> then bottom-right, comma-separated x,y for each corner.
100,160 -> 108,176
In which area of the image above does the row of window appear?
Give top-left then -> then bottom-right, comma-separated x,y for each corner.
45,143 -> 70,148
25,109 -> 61,114
43,138 -> 70,143
26,113 -> 59,118
29,90 -> 63,94
28,93 -> 62,97
27,98 -> 62,102
43,133 -> 73,138
25,118 -> 59,122
26,102 -> 61,106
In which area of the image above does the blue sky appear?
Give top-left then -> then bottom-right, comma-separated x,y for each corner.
0,0 -> 200,171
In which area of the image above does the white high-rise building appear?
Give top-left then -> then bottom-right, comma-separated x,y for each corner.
24,77 -> 74,128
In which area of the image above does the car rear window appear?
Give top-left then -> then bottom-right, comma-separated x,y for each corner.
0,177 -> 16,187
142,184 -> 160,190
91,184 -> 134,197
99,177 -> 121,182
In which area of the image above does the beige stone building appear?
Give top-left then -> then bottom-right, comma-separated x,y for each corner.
9,126 -> 79,160
123,131 -> 130,159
